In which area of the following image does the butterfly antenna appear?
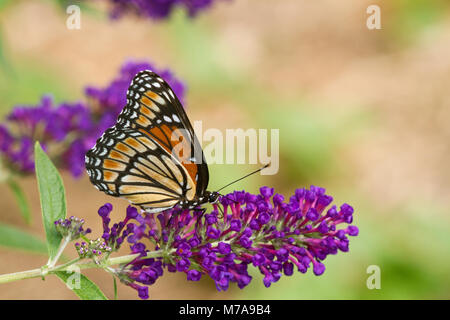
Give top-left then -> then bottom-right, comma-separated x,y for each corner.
216,163 -> 270,193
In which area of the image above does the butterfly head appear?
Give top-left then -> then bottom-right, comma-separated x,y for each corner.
204,191 -> 220,204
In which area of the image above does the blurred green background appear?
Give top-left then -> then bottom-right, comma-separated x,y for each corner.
0,0 -> 449,299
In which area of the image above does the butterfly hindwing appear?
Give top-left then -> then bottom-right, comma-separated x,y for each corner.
85,127 -> 196,212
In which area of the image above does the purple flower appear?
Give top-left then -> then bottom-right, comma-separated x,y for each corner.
229,219 -> 242,231
176,258 -> 191,272
313,262 -> 326,276
206,226 -> 220,239
276,248 -> 289,262
0,60 -> 186,178
85,60 -> 186,124
188,236 -> 201,247
260,186 -> 274,199
107,0 -> 225,20
217,242 -> 231,255
54,216 -> 91,241
306,208 -> 319,221
283,262 -> 294,276
137,285 -> 149,300
126,206 -> 139,219
347,226 -> 359,236
239,236 -> 252,249
84,185 -> 357,299
257,212 -> 270,225
0,96 -> 92,174
187,269 -> 202,281
252,253 -> 266,267
74,237 -> 111,259
176,242 -> 192,257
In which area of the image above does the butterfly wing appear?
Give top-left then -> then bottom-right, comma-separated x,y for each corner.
85,70 -> 209,212
116,70 -> 209,197
85,127 -> 196,212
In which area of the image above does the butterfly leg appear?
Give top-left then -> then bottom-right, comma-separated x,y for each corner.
166,211 -> 178,228
217,205 -> 224,219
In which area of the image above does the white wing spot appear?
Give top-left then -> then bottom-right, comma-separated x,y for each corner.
163,92 -> 170,101
98,148 -> 107,157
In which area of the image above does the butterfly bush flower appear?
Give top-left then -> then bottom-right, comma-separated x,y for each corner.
54,216 -> 92,241
91,186 -> 358,299
85,60 -> 185,124
0,60 -> 185,177
0,97 -> 92,175
75,239 -> 112,259
107,0 -> 225,20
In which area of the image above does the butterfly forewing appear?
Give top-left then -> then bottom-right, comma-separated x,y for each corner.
117,70 -> 209,195
85,70 -> 209,212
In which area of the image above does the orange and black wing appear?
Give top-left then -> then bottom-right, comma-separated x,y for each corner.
116,70 -> 209,198
85,70 -> 208,212
85,127 -> 196,212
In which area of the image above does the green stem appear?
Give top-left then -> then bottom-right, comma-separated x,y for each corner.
51,257 -> 81,272
47,236 -> 71,268
0,250 -> 165,285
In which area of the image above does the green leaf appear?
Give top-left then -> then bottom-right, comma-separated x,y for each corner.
55,271 -> 108,300
34,142 -> 66,260
0,223 -> 47,254
7,179 -> 32,225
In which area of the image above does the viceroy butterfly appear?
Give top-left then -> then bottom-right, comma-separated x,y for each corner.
85,70 -> 219,213
85,70 -> 267,213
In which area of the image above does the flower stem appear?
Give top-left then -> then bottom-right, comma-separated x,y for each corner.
0,251 -> 163,285
47,236 -> 71,268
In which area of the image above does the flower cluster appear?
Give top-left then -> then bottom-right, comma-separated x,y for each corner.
0,60 -> 185,177
0,97 -> 91,175
91,186 -> 358,299
97,203 -> 139,251
54,216 -> 92,241
106,0 -> 225,20
85,60 -> 185,126
75,239 -> 112,259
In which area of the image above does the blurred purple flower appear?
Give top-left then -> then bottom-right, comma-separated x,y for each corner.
85,60 -> 185,124
0,60 -> 186,178
107,0 -> 224,20
100,185 -> 358,299
0,97 -> 92,174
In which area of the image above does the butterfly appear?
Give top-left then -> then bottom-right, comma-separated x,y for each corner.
85,70 -> 219,213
